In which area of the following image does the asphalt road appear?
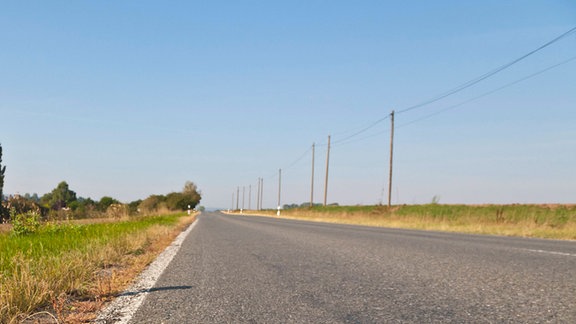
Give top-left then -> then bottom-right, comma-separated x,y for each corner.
129,211 -> 576,323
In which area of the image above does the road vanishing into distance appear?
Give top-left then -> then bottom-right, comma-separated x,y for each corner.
129,212 -> 576,323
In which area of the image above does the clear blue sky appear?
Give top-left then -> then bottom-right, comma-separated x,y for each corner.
1,1 -> 575,208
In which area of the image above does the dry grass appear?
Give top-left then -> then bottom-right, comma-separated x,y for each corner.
0,223 -> 10,234
235,204 -> 576,240
0,213 -> 196,323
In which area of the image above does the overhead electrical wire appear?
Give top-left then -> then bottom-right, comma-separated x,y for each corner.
237,26 -> 576,202
397,54 -> 576,129
331,115 -> 390,145
396,26 -> 576,114
258,145 -> 313,182
327,25 -> 576,145
283,145 -> 314,171
332,53 -> 576,145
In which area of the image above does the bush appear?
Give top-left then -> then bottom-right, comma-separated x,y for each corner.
4,195 -> 42,216
139,195 -> 167,214
11,210 -> 41,236
128,200 -> 142,215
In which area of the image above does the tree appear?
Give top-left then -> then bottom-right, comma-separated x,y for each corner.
139,195 -> 166,214
139,182 -> 201,214
182,181 -> 201,209
165,192 -> 186,211
97,196 -> 119,212
41,181 -> 77,210
183,181 -> 198,195
0,143 -> 5,202
23,193 -> 40,203
0,143 -> 7,221
128,199 -> 142,215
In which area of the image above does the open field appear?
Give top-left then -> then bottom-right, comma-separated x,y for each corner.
233,204 -> 576,240
0,213 -> 196,323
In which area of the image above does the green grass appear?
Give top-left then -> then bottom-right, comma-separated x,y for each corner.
0,215 -> 179,271
0,213 -> 187,323
248,204 -> 576,240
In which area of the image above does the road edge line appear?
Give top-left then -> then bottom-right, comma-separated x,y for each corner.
94,219 -> 199,323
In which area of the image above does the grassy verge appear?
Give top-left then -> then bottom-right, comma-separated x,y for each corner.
236,204 -> 576,240
0,213 -> 196,323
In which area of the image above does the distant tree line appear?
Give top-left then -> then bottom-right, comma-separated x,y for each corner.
2,180 -> 201,222
137,181 -> 202,215
0,143 -> 202,222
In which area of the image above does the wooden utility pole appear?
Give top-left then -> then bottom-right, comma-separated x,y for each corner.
323,135 -> 331,206
388,110 -> 395,208
242,186 -> 245,211
277,169 -> 282,215
310,143 -> 315,208
236,186 -> 239,210
260,178 -> 264,210
256,178 -> 260,210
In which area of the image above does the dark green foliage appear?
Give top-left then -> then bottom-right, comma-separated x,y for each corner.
97,196 -> 119,212
165,192 -> 198,211
138,181 -> 201,213
128,199 -> 142,215
67,197 -> 97,219
0,144 -> 5,201
0,206 -> 7,222
171,181 -> 201,210
165,192 -> 186,210
182,181 -> 201,209
139,194 -> 166,213
41,181 -> 77,210
23,193 -> 40,203
0,143 -> 7,221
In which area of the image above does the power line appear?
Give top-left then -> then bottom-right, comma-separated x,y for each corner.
333,130 -> 389,147
327,26 -> 575,145
283,146 -> 313,170
398,54 -> 576,128
396,26 -> 576,114
253,145 -> 312,190
331,115 -> 390,145
334,53 -> 576,143
232,27 -> 576,207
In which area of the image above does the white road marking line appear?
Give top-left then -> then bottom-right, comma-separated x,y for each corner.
524,249 -> 576,257
95,220 -> 199,324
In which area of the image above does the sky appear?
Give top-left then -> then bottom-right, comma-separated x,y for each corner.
1,1 -> 575,209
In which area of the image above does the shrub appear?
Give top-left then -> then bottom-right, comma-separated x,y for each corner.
4,195 -> 42,216
11,210 -> 41,236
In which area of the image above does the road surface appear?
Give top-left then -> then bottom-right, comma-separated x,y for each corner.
128,211 -> 576,323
